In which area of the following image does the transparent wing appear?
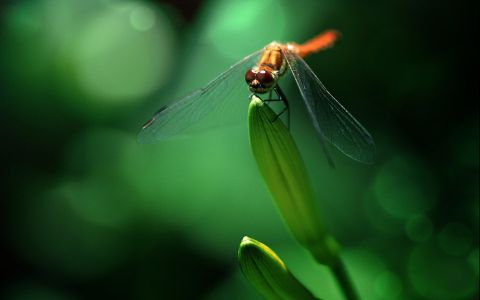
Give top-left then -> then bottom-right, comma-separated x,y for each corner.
281,48 -> 376,164
138,49 -> 263,143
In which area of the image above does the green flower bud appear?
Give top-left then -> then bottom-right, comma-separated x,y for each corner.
248,96 -> 339,265
238,236 -> 320,300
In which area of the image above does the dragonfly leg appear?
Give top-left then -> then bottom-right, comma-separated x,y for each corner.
255,86 -> 289,128
262,90 -> 282,104
271,85 -> 290,129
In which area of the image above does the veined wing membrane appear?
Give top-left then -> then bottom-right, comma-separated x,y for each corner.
138,49 -> 263,143
281,48 -> 375,164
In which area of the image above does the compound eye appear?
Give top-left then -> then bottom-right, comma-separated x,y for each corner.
245,69 -> 256,83
257,70 -> 274,87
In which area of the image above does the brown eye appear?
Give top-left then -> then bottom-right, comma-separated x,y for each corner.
245,69 -> 256,83
257,70 -> 274,86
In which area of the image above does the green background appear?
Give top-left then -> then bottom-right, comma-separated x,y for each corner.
0,0 -> 478,299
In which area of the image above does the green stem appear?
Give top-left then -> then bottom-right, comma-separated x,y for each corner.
307,236 -> 360,300
330,257 -> 359,300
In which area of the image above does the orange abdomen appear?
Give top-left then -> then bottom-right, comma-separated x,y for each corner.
294,30 -> 340,58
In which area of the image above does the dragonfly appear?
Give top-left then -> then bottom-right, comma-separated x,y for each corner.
138,30 -> 375,165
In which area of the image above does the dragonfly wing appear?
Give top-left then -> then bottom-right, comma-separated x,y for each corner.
138,49 -> 263,143
281,48 -> 376,164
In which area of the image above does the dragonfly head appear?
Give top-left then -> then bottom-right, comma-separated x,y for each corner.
245,67 -> 278,94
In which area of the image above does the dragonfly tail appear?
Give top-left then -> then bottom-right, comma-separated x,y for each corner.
296,30 -> 341,58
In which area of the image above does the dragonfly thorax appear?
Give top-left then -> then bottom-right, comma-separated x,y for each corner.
245,67 -> 279,94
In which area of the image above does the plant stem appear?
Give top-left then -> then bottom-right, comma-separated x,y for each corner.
330,257 -> 359,300
308,236 -> 360,300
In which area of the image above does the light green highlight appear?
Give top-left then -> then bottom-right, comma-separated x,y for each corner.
206,0 -> 286,59
72,4 -> 174,102
130,5 -> 156,31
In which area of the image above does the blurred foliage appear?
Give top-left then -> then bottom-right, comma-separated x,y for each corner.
0,0 -> 478,299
